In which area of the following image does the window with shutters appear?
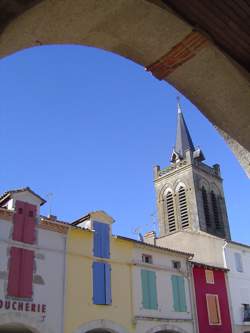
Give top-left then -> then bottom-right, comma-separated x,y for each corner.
171,275 -> 187,312
13,200 -> 36,244
206,294 -> 221,325
141,269 -> 158,310
7,247 -> 34,298
93,222 -> 110,259
178,187 -> 189,229
202,187 -> 211,228
205,269 -> 214,284
165,191 -> 177,233
211,191 -> 221,230
92,262 -> 111,305
234,252 -> 243,272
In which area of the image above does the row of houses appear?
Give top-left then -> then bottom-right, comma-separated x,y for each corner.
0,187 -> 249,333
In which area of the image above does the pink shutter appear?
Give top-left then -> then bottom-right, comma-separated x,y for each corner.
23,203 -> 36,244
19,249 -> 34,298
7,247 -> 22,297
12,201 -> 25,242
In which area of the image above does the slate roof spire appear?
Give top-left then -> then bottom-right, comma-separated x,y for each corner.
171,98 -> 195,162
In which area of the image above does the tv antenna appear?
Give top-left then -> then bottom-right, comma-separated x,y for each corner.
46,192 -> 53,217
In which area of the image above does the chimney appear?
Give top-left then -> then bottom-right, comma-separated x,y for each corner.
144,231 -> 156,246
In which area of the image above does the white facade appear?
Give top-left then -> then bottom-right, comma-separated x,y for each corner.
224,242 -> 250,333
0,197 -> 66,333
132,245 -> 195,333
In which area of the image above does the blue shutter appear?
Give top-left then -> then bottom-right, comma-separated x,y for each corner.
92,262 -> 105,304
102,223 -> 110,259
93,222 -> 110,258
105,263 -> 112,304
93,222 -> 102,257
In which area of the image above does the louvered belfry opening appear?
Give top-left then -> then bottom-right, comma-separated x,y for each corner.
211,191 -> 221,230
166,191 -> 177,233
202,186 -> 211,228
178,187 -> 189,229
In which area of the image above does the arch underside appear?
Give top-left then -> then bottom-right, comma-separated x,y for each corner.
0,0 -> 249,176
0,323 -> 33,333
0,313 -> 51,333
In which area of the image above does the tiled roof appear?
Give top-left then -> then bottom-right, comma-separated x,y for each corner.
116,235 -> 193,258
190,260 -> 229,272
228,240 -> 250,249
0,187 -> 46,206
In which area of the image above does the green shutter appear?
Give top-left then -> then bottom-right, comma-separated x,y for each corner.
148,270 -> 158,310
171,275 -> 180,311
171,275 -> 187,312
178,276 -> 187,312
141,269 -> 150,309
141,269 -> 158,310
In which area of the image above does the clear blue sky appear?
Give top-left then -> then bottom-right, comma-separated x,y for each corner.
0,45 -> 249,243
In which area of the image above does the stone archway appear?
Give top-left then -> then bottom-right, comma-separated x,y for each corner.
74,319 -> 129,333
0,313 -> 52,333
145,324 -> 189,333
0,0 -> 249,175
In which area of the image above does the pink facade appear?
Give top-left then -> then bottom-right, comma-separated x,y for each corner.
193,265 -> 232,333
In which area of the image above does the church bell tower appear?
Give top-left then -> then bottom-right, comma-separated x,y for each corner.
154,100 -> 231,241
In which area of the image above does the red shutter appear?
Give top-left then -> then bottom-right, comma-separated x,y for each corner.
19,249 -> 34,298
23,203 -> 36,244
12,201 -> 25,242
7,247 -> 22,297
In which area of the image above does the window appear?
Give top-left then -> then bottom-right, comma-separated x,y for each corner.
7,247 -> 34,298
141,269 -> 158,310
142,254 -> 153,264
178,187 -> 189,229
206,294 -> 221,325
166,191 -> 177,233
171,275 -> 187,312
92,262 -> 111,305
172,261 -> 181,270
93,221 -> 110,259
211,191 -> 221,229
202,187 -> 211,228
205,269 -> 214,284
234,252 -> 243,272
243,304 -> 250,322
13,201 -> 36,244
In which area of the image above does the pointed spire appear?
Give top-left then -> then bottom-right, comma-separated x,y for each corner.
171,97 -> 195,161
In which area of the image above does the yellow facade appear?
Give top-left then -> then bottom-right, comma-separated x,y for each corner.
64,226 -> 135,333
